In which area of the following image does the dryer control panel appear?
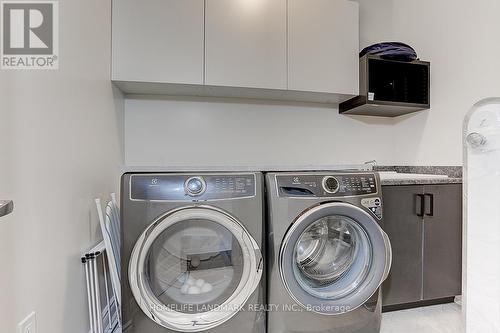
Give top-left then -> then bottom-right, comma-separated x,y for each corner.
130,174 -> 256,201
276,173 -> 378,198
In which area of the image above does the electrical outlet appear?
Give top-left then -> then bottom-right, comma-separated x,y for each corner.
18,312 -> 36,333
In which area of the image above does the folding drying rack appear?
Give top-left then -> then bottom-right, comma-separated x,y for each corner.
82,194 -> 121,333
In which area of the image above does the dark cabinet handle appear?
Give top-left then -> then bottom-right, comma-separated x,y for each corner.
416,194 -> 425,217
425,193 -> 434,217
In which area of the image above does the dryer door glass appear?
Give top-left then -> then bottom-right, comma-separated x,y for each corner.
294,215 -> 371,299
129,206 -> 263,332
146,219 -> 243,313
280,202 -> 392,315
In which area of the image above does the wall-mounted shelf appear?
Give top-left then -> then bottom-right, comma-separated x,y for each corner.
340,55 -> 430,117
113,81 -> 354,105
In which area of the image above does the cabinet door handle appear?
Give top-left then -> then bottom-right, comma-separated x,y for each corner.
416,194 -> 425,217
424,193 -> 434,217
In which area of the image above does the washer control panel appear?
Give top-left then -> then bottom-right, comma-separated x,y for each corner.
130,174 -> 256,201
276,173 -> 378,197
361,197 -> 383,220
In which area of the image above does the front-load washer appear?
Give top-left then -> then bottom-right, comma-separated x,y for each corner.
121,172 -> 265,333
266,172 -> 392,333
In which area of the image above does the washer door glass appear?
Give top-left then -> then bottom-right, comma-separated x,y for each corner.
294,215 -> 371,300
129,206 -> 263,332
280,202 -> 391,315
147,219 -> 243,313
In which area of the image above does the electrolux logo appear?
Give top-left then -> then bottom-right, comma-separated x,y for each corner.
1,1 -> 58,69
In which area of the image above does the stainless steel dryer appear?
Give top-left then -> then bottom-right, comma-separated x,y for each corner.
266,172 -> 392,333
121,172 -> 265,333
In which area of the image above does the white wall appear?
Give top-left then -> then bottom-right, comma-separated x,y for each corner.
125,0 -> 500,168
359,0 -> 500,165
0,55 -> 14,333
0,0 -> 123,332
125,97 -> 395,167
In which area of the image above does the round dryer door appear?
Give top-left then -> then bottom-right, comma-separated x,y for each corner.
129,206 -> 263,332
279,202 -> 392,315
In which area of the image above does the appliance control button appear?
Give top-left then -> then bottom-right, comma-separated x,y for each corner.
185,177 -> 206,196
322,176 -> 340,194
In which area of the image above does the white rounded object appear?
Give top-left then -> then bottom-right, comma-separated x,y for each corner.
195,279 -> 205,287
188,286 -> 201,295
186,276 -> 196,286
201,283 -> 213,293
180,284 -> 189,294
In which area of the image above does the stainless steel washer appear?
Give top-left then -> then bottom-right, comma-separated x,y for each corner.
266,172 -> 391,333
121,172 -> 265,333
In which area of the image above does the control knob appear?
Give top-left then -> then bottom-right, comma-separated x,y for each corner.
185,177 -> 206,196
322,176 -> 339,194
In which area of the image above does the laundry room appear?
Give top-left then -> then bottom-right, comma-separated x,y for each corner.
0,0 -> 499,333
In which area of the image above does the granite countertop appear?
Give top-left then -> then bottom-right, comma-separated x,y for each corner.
375,166 -> 463,186
380,177 -> 462,186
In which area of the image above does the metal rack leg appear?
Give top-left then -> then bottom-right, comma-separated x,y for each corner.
102,255 -> 112,331
89,256 -> 98,333
84,259 -> 95,333
93,255 -> 104,333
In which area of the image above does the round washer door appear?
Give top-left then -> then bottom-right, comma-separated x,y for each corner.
129,206 -> 263,332
279,202 -> 392,315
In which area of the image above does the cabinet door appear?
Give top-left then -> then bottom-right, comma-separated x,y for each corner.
382,185 -> 424,306
112,0 -> 204,84
288,0 -> 359,94
423,184 -> 463,300
205,0 -> 287,89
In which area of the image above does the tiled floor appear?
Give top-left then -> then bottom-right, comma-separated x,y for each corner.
381,303 -> 462,333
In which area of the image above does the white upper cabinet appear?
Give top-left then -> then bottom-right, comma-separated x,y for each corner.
112,0 -> 360,104
112,0 -> 204,84
205,0 -> 287,89
288,0 -> 359,95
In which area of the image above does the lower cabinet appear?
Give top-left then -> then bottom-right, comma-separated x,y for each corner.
382,184 -> 462,308
381,185 -> 423,306
422,185 -> 463,300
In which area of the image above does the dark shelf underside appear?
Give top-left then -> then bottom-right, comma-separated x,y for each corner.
339,96 -> 429,117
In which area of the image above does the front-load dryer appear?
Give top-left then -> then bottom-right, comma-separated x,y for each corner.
266,172 -> 392,333
121,172 -> 265,333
